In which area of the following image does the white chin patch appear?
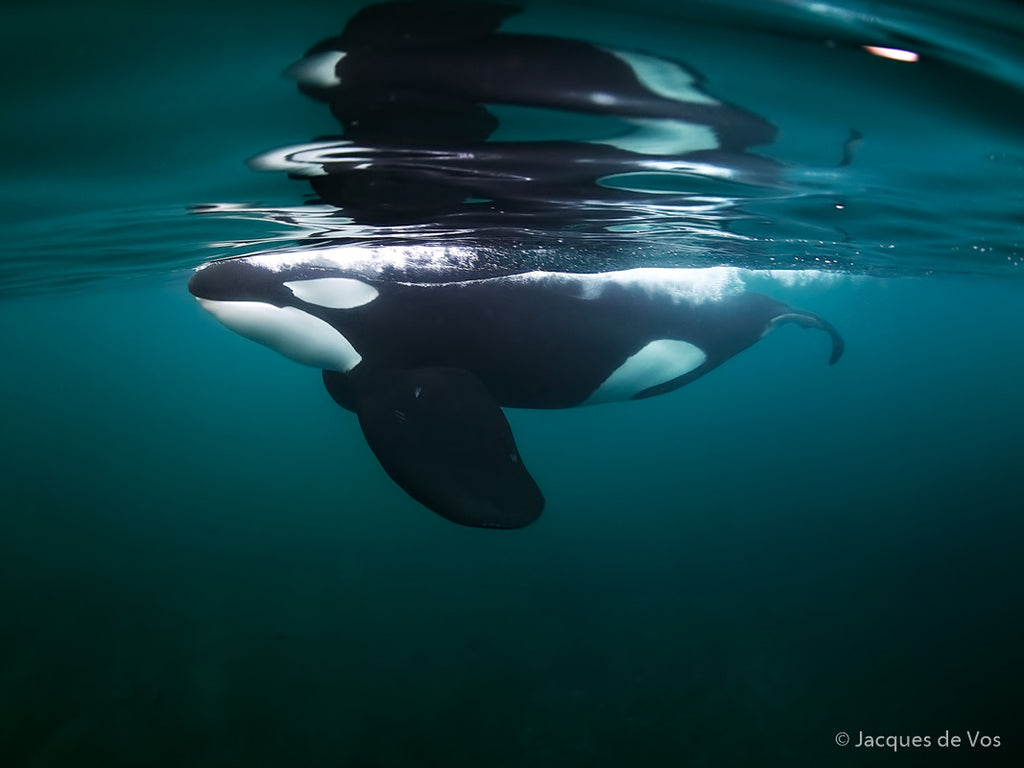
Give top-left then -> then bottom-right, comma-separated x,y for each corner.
198,299 -> 361,372
284,277 -> 379,309
585,339 -> 706,405
286,51 -> 345,88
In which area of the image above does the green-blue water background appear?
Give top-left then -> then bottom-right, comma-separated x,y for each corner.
2,1 -> 1022,765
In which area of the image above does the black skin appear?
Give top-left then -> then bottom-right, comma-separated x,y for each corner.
190,261 -> 842,529
190,261 -> 843,411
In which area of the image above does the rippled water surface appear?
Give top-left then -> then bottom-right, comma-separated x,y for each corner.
2,1 -> 1022,766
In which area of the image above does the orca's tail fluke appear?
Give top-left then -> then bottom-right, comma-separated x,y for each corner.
767,311 -> 845,366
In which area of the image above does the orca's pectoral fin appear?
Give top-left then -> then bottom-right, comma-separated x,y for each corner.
768,311 -> 845,365
343,367 -> 544,529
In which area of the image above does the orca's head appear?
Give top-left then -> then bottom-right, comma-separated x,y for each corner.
188,253 -> 379,372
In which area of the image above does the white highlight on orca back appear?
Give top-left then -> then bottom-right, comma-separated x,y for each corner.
287,51 -> 345,88
197,299 -> 361,372
228,249 -> 747,306
493,267 -> 746,305
584,339 -> 706,405
239,243 -> 480,277
284,277 -> 379,309
608,49 -> 720,106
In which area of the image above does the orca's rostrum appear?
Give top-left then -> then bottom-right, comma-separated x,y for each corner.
189,245 -> 843,529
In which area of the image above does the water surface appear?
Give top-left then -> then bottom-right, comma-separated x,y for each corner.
2,1 -> 1022,765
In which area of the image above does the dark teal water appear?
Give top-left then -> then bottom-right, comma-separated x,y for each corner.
2,1 -> 1022,766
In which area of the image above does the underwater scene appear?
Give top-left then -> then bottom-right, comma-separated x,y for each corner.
2,0 -> 1022,765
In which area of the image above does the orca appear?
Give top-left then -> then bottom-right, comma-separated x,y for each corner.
189,244 -> 843,529
288,1 -> 775,149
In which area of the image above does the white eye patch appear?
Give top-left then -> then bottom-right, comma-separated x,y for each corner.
284,277 -> 379,309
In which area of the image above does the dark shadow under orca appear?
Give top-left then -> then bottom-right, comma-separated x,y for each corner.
189,246 -> 843,529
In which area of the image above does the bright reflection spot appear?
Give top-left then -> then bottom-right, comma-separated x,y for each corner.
863,45 -> 919,62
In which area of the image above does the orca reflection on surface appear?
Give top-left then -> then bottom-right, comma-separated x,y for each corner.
253,0 -> 780,227
249,134 -> 781,220
290,1 -> 775,149
189,245 -> 843,529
